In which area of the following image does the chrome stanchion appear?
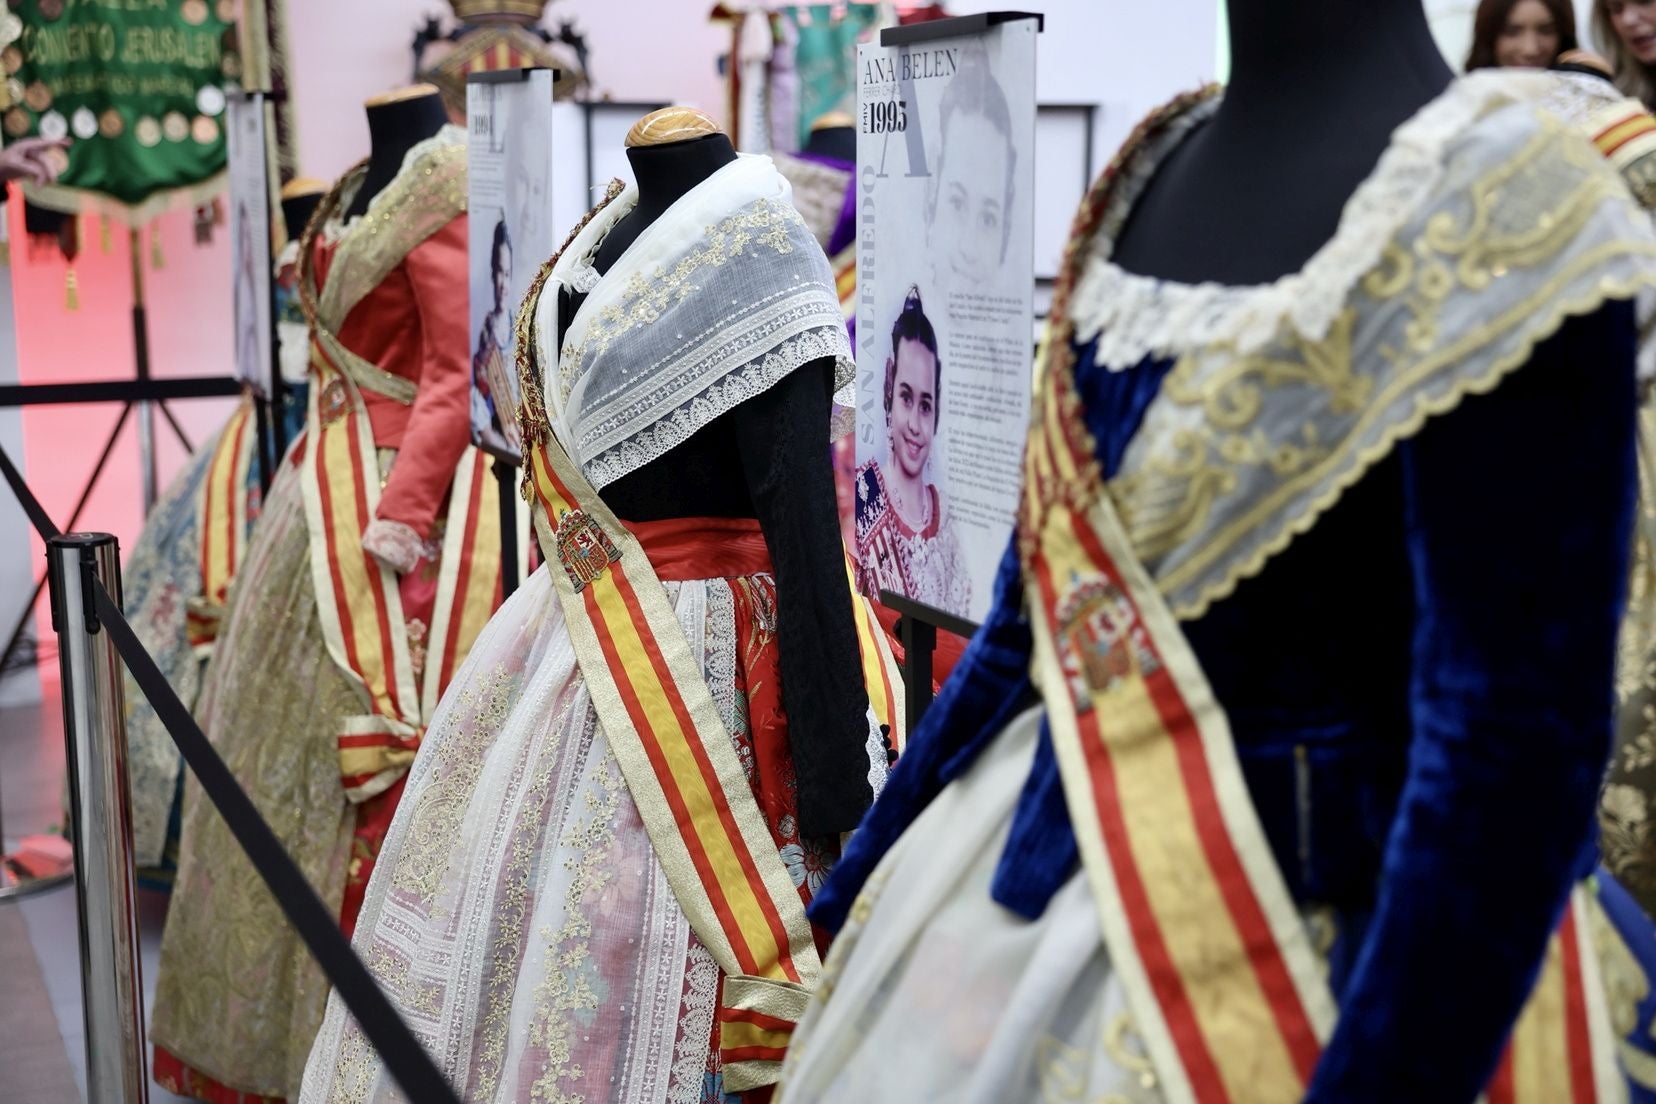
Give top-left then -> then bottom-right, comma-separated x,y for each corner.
48,532 -> 148,1104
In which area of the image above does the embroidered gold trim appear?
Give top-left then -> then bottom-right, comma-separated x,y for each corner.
513,179 -> 627,451
1036,101 -> 1656,621
296,137 -> 467,406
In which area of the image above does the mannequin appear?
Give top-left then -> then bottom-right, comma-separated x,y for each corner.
1112,0 -> 1452,285
591,110 -> 736,272
567,106 -> 872,832
343,83 -> 448,220
279,176 -> 325,243
802,110 -> 856,163
298,104 -> 894,1102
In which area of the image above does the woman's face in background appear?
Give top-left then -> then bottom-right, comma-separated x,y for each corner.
889,336 -> 938,481
930,110 -> 1008,289
1496,0 -> 1561,66
1610,0 -> 1656,64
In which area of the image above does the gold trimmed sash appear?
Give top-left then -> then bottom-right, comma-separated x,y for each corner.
513,187 -> 899,1089
1026,365 -> 1617,1101
524,435 -> 820,1093
300,341 -> 505,803
185,393 -> 257,655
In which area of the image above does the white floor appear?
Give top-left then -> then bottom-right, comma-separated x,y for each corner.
3,687 -> 194,1104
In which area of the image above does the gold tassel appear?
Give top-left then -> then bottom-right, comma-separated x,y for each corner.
99,216 -> 111,254
65,267 -> 78,311
150,228 -> 163,270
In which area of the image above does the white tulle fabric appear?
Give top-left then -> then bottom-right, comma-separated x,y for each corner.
539,153 -> 854,491
1068,70 -> 1582,369
300,567 -> 749,1103
778,709 -> 1163,1104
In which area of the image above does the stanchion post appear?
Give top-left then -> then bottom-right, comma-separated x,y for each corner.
47,532 -> 148,1104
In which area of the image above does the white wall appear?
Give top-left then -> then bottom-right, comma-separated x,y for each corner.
281,0 -> 1221,184
947,0 -> 1220,171
283,0 -> 729,181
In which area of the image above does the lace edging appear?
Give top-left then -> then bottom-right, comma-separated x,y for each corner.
581,326 -> 855,491
1168,270 -> 1656,621
1070,71 -> 1558,368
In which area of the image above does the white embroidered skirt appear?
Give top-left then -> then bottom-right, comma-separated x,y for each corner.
778,707 -> 1165,1104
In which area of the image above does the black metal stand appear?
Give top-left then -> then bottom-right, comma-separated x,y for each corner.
0,376 -> 237,676
494,457 -> 519,601
880,590 -> 977,730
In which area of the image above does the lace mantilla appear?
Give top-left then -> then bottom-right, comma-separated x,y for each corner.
581,324 -> 852,490
535,154 -> 854,491
1068,70 -> 1572,369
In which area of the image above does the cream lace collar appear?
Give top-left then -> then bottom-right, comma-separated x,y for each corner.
1068,70 -> 1565,369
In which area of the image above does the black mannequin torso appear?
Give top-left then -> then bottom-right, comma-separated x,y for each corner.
592,133 -> 738,272
1110,0 -> 1451,285
803,125 -> 856,164
344,91 -> 449,220
282,192 -> 323,244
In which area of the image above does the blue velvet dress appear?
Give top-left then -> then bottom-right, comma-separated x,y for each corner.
797,72 -> 1656,1103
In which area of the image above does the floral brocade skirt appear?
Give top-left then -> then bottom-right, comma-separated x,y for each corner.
300,518 -> 839,1104
119,421 -> 218,875
152,445 -> 444,1103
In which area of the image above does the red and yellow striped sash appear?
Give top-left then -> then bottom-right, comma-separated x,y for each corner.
1590,99 -> 1656,208
1025,353 -> 1617,1103
185,395 -> 258,654
301,345 -> 505,805
1486,891 -> 1621,1104
525,432 -> 895,1091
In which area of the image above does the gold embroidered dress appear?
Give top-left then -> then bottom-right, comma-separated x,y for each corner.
151,128 -> 506,1103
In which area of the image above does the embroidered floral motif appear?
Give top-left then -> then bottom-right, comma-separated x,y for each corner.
524,752 -> 622,1104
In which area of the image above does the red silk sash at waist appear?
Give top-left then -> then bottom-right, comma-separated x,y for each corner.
622,516 -> 773,581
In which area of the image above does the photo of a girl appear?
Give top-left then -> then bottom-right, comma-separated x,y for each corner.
470,216 -> 521,453
854,285 -> 970,617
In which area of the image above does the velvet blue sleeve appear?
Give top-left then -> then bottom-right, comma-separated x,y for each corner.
1304,304 -> 1638,1101
807,536 -> 1038,932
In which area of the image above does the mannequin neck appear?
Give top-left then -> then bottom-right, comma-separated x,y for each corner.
1220,0 -> 1449,130
345,94 -> 448,219
802,126 -> 855,164
595,134 -> 736,273
281,193 -> 322,244
1109,0 -> 1451,286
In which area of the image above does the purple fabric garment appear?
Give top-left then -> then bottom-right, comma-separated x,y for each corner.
790,149 -> 857,257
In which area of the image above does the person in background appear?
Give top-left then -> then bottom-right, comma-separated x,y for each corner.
1467,0 -> 1579,69
1595,0 -> 1656,104
0,136 -> 66,184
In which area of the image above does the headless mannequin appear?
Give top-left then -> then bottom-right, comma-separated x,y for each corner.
281,190 -> 323,245
802,123 -> 856,164
1111,0 -> 1451,285
592,133 -> 738,272
559,117 -> 874,835
344,86 -> 448,221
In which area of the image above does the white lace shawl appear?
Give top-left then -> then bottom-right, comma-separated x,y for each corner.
533,153 -> 854,491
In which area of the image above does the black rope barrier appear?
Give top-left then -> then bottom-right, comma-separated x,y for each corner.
92,581 -> 461,1104
0,442 -> 457,1103
0,436 -> 59,539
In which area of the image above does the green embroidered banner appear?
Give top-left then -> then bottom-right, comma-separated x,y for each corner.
3,0 -> 237,220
